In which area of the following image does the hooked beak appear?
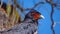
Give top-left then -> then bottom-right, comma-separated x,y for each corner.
40,15 -> 45,19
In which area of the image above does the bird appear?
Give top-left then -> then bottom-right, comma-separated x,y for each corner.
0,9 -> 45,34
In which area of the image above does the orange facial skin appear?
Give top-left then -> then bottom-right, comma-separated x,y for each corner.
32,12 -> 40,20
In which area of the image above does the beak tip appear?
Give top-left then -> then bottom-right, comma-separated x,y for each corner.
40,15 -> 45,19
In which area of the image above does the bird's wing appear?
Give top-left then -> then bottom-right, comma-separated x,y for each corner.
0,23 -> 37,34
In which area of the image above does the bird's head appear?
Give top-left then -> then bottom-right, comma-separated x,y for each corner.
25,9 -> 45,21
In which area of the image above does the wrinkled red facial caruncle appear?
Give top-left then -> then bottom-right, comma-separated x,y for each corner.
31,12 -> 40,20
31,11 -> 45,20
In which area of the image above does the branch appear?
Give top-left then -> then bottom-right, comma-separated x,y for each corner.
32,2 -> 44,9
13,0 -> 45,11
46,0 -> 55,34
51,4 -> 55,34
25,2 -> 45,11
13,0 -> 24,12
46,0 -> 60,10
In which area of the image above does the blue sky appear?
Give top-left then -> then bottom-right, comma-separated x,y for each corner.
3,0 -> 60,34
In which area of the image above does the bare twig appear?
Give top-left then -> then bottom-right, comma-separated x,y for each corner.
46,0 -> 60,9
13,0 -> 24,12
46,0 -> 55,34
32,2 -> 44,8
25,2 -> 45,11
51,4 -> 55,34
13,0 -> 45,11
